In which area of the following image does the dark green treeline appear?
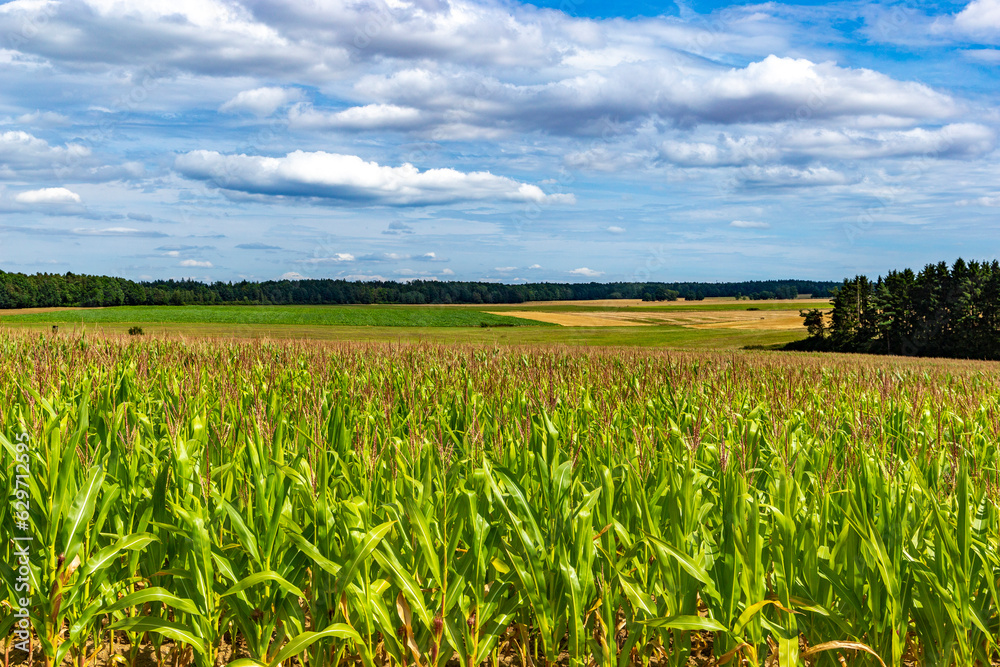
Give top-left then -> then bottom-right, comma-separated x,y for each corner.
0,271 -> 836,308
801,259 -> 1000,360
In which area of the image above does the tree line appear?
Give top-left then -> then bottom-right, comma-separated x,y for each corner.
798,259 -> 1000,360
0,271 -> 837,309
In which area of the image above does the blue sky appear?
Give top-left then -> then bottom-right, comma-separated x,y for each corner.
0,0 -> 998,284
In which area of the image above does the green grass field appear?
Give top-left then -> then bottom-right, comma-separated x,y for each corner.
0,305 -> 549,328
0,302 -> 815,348
0,321 -> 803,348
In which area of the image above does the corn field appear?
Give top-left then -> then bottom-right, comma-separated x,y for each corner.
2,332 -> 1000,667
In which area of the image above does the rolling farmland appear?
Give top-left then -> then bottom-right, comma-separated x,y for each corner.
0,300 -> 826,350
2,331 -> 999,666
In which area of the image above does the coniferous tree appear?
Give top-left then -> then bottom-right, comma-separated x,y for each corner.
822,259 -> 1000,360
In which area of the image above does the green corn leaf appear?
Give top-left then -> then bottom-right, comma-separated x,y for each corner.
267,623 -> 362,667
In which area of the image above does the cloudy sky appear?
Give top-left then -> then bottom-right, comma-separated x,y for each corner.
0,0 -> 998,283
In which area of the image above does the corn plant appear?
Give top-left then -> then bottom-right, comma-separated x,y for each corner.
1,332 -> 999,666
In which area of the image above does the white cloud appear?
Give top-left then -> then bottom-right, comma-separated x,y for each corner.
341,274 -> 389,281
352,56 -> 958,138
528,264 -> 542,269
71,227 -> 167,237
957,195 -> 1000,206
15,187 -> 81,204
0,0 -> 968,144
730,220 -> 770,229
289,103 -> 423,131
174,150 -> 576,206
0,0 -> 333,80
569,267 -> 604,277
607,225 -> 626,233
660,137 -> 774,167
300,253 -> 356,264
738,165 -> 852,188
494,266 -> 517,271
660,123 -> 993,169
15,111 -> 70,125
682,56 -> 957,124
962,48 -> 1000,62
777,123 -> 994,161
0,131 -> 86,174
220,87 -> 302,116
0,130 -> 141,182
564,147 -> 653,171
180,259 -> 214,268
954,0 -> 1000,38
279,271 -> 305,280
441,268 -> 455,275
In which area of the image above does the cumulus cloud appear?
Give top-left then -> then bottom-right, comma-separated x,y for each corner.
730,220 -> 770,229
0,131 -> 141,182
607,225 -> 626,233
0,0 -> 992,275
15,187 -> 81,204
954,0 -> 1000,38
180,259 -> 214,267
0,0 -> 338,79
220,87 -> 302,116
174,150 -> 576,206
0,0 -> 969,144
0,131 -> 87,177
569,267 -> 603,277
677,56 -> 957,124
349,56 -> 958,139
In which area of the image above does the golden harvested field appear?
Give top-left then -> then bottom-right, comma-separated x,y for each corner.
488,308 -> 814,329
486,310 -> 652,326
486,297 -> 831,308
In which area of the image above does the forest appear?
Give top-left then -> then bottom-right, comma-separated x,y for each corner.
0,271 -> 836,308
799,259 -> 1000,360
